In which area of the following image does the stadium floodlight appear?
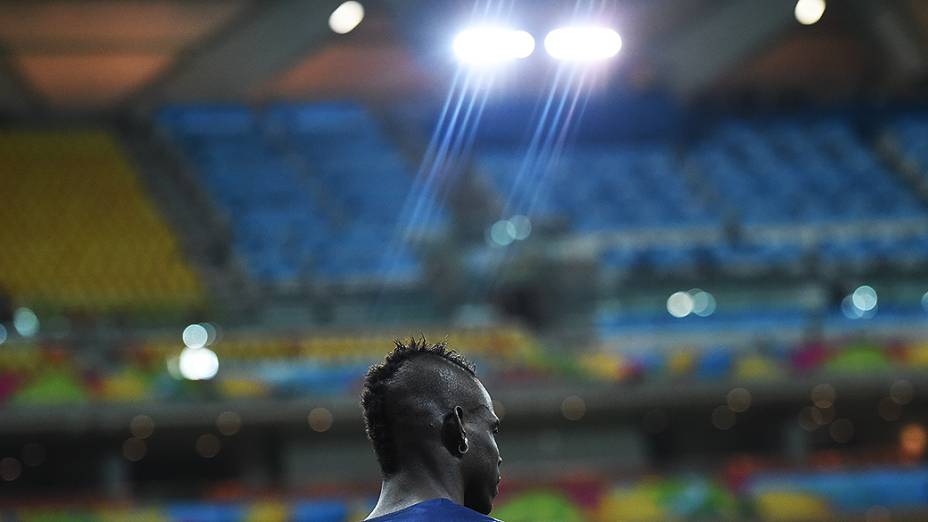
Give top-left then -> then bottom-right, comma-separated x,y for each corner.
544,26 -> 621,62
453,27 -> 535,66
329,1 -> 364,34
794,0 -> 825,25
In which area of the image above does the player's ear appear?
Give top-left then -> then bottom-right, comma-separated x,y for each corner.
442,405 -> 469,458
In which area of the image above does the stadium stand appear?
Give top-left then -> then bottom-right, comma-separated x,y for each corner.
3,465 -> 926,521
470,114 -> 928,278
689,117 -> 928,274
0,131 -> 203,312
476,144 -> 719,231
8,3 -> 928,521
1,318 -> 924,406
890,113 -> 928,175
158,104 -> 446,286
0,327 -> 538,405
688,118 -> 924,224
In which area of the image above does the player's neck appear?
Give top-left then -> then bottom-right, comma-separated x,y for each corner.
365,466 -> 464,519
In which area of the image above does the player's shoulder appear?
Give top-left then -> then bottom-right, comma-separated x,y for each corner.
365,498 -> 501,521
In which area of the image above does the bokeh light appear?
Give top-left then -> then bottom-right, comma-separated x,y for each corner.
798,407 -> 819,431
811,383 -> 836,409
13,307 -> 39,337
727,387 -> 752,413
900,423 -> 927,460
813,406 -> 835,426
794,0 -> 826,25
195,434 -> 221,458
182,323 -> 209,349
712,405 -> 736,430
329,1 -> 364,34
201,322 -> 219,346
130,415 -> 154,439
122,437 -> 147,462
489,219 -> 515,246
165,354 -> 182,380
667,291 -> 694,318
560,395 -> 586,421
851,285 -> 878,312
178,346 -> 219,381
690,289 -> 717,317
217,411 -> 242,436
890,379 -> 914,405
0,457 -> 22,481
308,407 -> 334,432
509,215 -> 532,240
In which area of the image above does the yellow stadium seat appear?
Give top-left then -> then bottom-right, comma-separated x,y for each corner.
0,130 -> 204,312
753,490 -> 832,521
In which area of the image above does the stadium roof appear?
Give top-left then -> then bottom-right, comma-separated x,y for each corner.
0,0 -> 925,114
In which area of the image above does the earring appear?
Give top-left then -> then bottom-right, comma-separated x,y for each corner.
458,437 -> 469,455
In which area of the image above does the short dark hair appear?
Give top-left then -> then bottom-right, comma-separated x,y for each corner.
360,337 -> 476,476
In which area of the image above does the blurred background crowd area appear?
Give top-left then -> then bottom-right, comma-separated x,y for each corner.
3,0 -> 928,520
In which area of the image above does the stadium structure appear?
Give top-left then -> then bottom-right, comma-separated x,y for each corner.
1,0 -> 928,520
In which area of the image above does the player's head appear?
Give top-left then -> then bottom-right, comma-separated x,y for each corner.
361,337 -> 502,514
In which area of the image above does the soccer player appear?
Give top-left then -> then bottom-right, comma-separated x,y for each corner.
361,338 -> 503,521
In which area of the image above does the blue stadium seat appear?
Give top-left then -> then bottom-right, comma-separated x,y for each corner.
689,118 -> 924,225
891,113 -> 928,171
159,103 -> 443,285
476,144 -> 720,231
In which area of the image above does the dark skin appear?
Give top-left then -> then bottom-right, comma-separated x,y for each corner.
365,357 -> 502,519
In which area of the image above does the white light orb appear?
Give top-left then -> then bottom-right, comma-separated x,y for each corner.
182,323 -> 209,348
841,295 -> 864,320
453,27 -> 535,65
329,1 -> 364,34
489,219 -> 515,246
851,285 -> 877,312
690,289 -> 717,317
13,308 -> 39,337
667,291 -> 694,318
166,355 -> 182,380
202,322 -> 219,346
510,215 -> 532,240
179,346 -> 219,381
795,0 -> 826,25
544,26 -> 622,62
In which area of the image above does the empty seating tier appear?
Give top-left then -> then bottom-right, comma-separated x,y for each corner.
0,131 -> 203,312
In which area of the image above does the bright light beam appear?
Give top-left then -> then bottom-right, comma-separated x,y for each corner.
544,26 -> 622,62
453,27 -> 535,65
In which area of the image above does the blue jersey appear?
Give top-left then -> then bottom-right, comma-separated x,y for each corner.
365,498 -> 500,521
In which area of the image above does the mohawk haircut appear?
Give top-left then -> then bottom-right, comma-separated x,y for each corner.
360,336 -> 476,476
